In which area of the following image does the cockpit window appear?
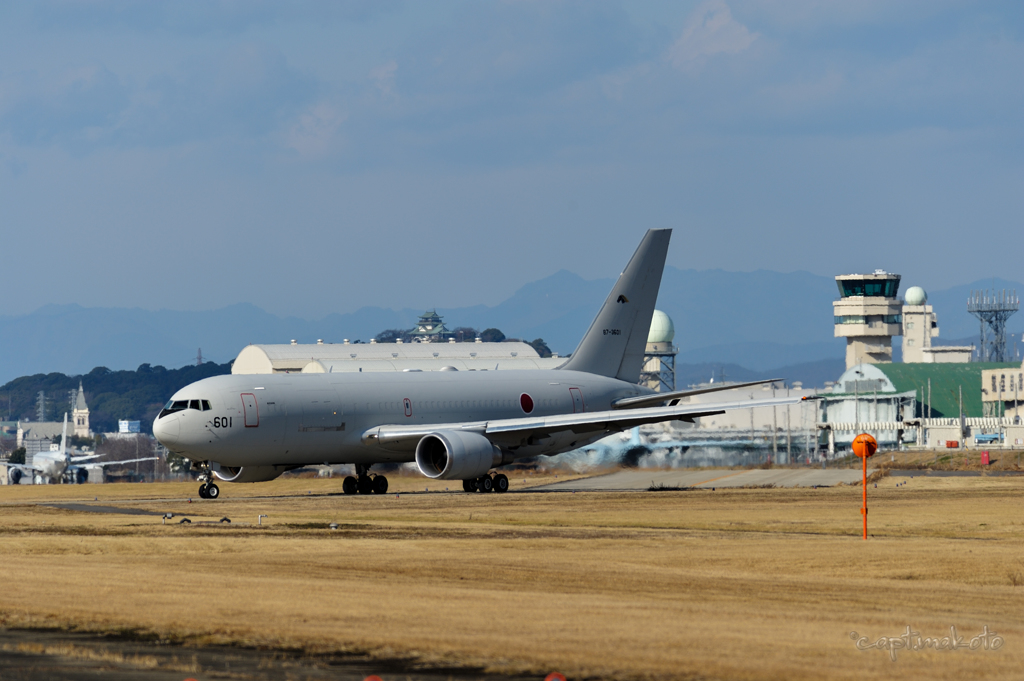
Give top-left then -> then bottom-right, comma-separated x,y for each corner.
158,400 -> 189,419
159,399 -> 211,418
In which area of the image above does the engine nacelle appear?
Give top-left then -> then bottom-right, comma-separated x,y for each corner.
415,431 -> 502,480
8,468 -> 23,485
213,464 -> 299,483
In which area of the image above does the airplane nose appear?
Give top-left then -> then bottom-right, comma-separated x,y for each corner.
153,414 -> 180,446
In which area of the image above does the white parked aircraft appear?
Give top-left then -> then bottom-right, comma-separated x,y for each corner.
154,229 -> 814,499
7,414 -> 158,484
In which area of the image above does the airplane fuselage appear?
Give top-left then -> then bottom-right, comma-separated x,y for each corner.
155,369 -> 650,468
29,452 -> 68,481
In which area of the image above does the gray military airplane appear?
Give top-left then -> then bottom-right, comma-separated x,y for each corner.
154,229 -> 813,499
7,414 -> 158,484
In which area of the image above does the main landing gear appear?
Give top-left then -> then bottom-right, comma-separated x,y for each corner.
343,464 -> 388,495
199,482 -> 220,499
195,462 -> 220,499
463,473 -> 509,493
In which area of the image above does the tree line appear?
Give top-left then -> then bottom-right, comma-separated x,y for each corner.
0,362 -> 232,435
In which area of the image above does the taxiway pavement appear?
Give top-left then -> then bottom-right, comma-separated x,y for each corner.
534,467 -> 876,491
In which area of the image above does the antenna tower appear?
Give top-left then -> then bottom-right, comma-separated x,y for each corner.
196,348 -> 204,366
967,289 -> 1019,362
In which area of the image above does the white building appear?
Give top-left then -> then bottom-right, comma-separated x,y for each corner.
981,360 -> 1024,419
901,286 -> 974,363
232,340 -> 565,375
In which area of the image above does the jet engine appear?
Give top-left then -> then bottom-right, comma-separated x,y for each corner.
415,431 -> 503,480
8,468 -> 22,485
213,464 -> 300,483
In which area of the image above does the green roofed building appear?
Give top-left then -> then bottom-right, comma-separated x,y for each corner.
409,310 -> 453,343
832,362 -> 1018,419
819,361 -> 1021,449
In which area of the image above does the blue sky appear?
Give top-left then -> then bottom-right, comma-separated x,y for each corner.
1,1 -> 1021,319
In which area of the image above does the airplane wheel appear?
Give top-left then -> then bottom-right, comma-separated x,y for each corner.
372,475 -> 389,494
342,476 -> 358,495
198,483 -> 209,499
206,483 -> 220,499
477,476 -> 493,493
462,479 -> 474,493
357,476 -> 373,495
493,474 -> 509,493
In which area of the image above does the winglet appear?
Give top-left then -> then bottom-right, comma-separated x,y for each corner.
61,412 -> 68,458
559,229 -> 671,382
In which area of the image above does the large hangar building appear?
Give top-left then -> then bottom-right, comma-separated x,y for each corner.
232,339 -> 566,375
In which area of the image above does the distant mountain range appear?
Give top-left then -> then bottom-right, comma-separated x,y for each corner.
0,268 -> 1020,388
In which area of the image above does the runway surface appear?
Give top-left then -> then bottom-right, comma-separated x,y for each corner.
534,467 -> 876,491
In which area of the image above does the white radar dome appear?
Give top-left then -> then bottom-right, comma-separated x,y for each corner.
647,310 -> 675,344
904,286 -> 927,306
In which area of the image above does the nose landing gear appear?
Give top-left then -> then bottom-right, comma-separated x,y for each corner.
342,464 -> 388,495
194,462 -> 220,499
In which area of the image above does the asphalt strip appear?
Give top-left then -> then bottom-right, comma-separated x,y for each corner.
40,503 -> 165,516
0,628 -> 539,681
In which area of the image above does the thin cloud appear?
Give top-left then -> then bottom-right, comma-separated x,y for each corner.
668,0 -> 757,72
0,64 -> 130,147
286,102 -> 346,157
369,60 -> 398,97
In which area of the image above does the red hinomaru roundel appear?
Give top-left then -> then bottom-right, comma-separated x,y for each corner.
520,393 -> 534,414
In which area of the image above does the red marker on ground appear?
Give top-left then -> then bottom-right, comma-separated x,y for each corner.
852,433 -> 877,540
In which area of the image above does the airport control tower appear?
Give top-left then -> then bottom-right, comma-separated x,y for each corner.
834,271 -> 902,370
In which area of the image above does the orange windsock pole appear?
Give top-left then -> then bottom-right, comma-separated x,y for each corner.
852,433 -> 877,540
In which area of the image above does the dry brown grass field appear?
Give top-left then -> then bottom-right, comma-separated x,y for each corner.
881,447 -> 1024,470
2,472 -> 1023,680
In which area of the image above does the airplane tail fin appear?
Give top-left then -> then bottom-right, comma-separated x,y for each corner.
559,229 -> 671,382
61,413 -> 68,458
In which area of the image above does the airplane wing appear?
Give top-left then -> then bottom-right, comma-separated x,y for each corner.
69,453 -> 104,462
80,457 -> 159,469
363,394 -> 820,452
4,462 -> 42,473
611,378 -> 785,410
